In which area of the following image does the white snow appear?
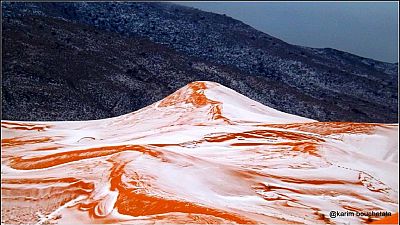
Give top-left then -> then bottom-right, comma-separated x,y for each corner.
1,81 -> 398,224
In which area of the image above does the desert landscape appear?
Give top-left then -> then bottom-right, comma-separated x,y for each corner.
1,81 -> 398,224
2,2 -> 398,224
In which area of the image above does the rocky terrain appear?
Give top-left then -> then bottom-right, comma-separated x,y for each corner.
1,2 -> 398,122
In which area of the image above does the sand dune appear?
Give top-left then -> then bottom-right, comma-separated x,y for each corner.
1,81 -> 398,224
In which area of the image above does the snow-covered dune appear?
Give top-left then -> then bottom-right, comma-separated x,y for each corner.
1,81 -> 398,224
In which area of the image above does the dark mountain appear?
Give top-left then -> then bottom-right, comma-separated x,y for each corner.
1,2 -> 398,122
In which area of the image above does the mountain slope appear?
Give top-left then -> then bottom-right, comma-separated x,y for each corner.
1,2 -> 398,122
1,81 -> 398,224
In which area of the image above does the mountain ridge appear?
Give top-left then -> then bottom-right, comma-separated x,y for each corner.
1,2 -> 398,122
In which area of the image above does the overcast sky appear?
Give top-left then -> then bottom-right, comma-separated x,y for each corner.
177,2 -> 398,63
